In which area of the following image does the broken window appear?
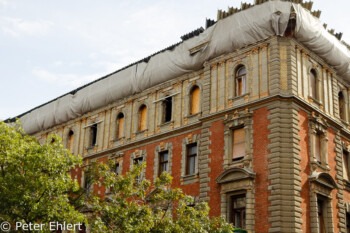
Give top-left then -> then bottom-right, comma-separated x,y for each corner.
190,86 -> 200,115
235,66 -> 246,96
139,105 -> 147,131
116,113 -> 124,138
162,97 -> 172,123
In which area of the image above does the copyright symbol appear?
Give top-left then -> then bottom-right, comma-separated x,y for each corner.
0,221 -> 11,232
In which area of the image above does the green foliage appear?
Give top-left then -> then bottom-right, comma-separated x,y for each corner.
0,120 -> 234,232
83,161 -> 234,233
0,121 -> 85,231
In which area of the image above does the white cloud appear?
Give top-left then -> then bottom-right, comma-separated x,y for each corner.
1,17 -> 53,37
32,68 -> 103,88
0,0 -> 7,6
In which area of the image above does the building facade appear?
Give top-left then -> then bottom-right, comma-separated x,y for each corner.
13,1 -> 350,232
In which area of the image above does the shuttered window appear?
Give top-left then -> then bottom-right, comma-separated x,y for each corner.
315,133 -> 321,163
232,128 -> 245,160
190,86 -> 200,115
117,113 -> 124,138
139,105 -> 147,131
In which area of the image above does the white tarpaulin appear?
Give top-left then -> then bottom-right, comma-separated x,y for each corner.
18,1 -> 350,134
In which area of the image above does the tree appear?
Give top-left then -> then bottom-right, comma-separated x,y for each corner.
82,161 -> 234,233
0,121 -> 235,232
0,121 -> 85,231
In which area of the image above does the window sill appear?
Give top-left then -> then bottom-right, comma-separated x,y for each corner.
181,173 -> 199,185
308,96 -> 323,106
86,145 -> 97,150
110,136 -> 125,142
310,161 -> 330,172
136,129 -> 148,135
158,121 -> 174,127
186,112 -> 201,118
229,93 -> 250,101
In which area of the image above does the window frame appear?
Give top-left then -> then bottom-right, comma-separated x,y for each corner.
158,150 -> 169,176
189,85 -> 200,115
90,123 -> 98,147
116,112 -> 125,139
162,96 -> 173,123
229,193 -> 246,229
67,129 -> 74,152
138,104 -> 148,132
235,66 -> 247,97
232,127 -> 246,161
186,143 -> 197,175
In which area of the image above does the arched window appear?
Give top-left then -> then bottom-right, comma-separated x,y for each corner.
339,90 -> 345,120
67,130 -> 74,152
116,113 -> 124,138
139,105 -> 147,131
190,86 -> 200,115
310,69 -> 317,99
235,66 -> 246,96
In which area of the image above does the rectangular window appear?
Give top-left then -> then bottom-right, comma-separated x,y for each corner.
159,151 -> 169,176
344,151 -> 350,180
315,133 -> 321,163
90,123 -> 98,147
317,198 -> 326,233
186,143 -> 197,175
232,128 -> 245,161
115,163 -> 120,175
230,194 -> 246,229
346,212 -> 350,233
163,97 -> 172,123
134,157 -> 143,182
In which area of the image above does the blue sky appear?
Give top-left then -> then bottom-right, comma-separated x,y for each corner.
1,0 -> 350,120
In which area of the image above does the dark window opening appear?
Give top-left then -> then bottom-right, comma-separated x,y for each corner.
115,163 -> 120,175
339,91 -> 345,120
284,17 -> 296,37
344,150 -> 350,180
163,97 -> 172,123
318,198 -> 326,233
68,130 -> 74,152
159,151 -> 169,176
310,69 -> 317,99
230,194 -> 246,229
186,143 -> 197,175
90,123 -> 98,147
346,212 -> 350,233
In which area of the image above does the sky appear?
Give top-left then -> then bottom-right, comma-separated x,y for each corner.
1,0 -> 350,120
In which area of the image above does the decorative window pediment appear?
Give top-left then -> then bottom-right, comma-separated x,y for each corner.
309,172 -> 337,190
216,167 -> 256,184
